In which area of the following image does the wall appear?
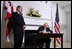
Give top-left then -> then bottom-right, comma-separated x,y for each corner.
1,1 -> 3,23
63,4 -> 71,42
12,1 -> 52,19
66,12 -> 71,42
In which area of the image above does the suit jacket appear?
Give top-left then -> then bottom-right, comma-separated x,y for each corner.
38,26 -> 53,34
12,12 -> 25,34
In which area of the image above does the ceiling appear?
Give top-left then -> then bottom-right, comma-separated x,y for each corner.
52,1 -> 71,12
52,1 -> 71,8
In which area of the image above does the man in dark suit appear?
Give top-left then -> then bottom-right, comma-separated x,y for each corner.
38,23 -> 53,48
12,6 -> 26,48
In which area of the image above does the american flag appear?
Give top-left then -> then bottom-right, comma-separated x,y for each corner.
54,3 -> 61,45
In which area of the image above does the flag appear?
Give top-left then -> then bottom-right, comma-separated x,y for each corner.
54,3 -> 61,45
5,1 -> 14,44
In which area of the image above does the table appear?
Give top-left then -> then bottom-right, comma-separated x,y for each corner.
34,33 -> 63,48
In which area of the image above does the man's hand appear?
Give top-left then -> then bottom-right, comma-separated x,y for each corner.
41,31 -> 44,34
22,25 -> 26,30
41,31 -> 49,34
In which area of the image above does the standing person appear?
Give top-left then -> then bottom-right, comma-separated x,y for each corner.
12,5 -> 26,48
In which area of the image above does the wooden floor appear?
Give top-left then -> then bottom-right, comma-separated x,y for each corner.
1,42 -> 71,48
22,41 -> 71,48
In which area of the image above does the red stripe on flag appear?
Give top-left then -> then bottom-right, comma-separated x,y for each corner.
56,38 -> 60,44
55,22 -> 61,40
11,6 -> 13,14
55,27 -> 60,39
7,12 -> 12,19
55,23 -> 60,34
9,1 -> 11,6
55,27 -> 61,43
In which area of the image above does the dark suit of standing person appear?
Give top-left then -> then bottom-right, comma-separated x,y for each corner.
12,6 -> 26,48
38,23 -> 53,48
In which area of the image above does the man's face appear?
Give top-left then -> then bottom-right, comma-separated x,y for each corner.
44,23 -> 48,29
18,7 -> 23,13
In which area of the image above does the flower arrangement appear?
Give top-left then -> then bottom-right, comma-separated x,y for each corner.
26,7 -> 41,17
